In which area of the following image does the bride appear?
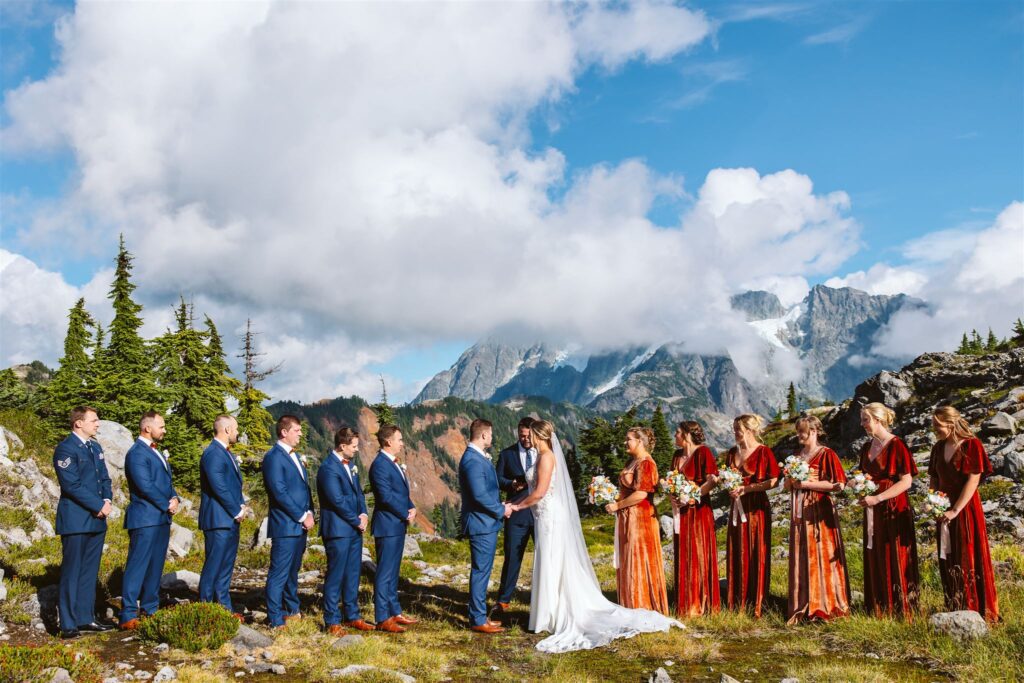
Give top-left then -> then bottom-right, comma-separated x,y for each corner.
511,419 -> 681,652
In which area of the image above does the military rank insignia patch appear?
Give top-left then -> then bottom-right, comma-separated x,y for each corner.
58,457 -> 72,469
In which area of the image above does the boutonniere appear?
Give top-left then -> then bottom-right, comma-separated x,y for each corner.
299,454 -> 309,465
351,466 -> 358,476
400,463 -> 407,473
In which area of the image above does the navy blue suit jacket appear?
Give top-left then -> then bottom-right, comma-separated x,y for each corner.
262,443 -> 314,538
53,434 -> 112,535
369,452 -> 413,538
496,443 -> 534,525
458,446 -> 505,537
124,439 -> 178,530
199,440 -> 244,531
317,452 -> 368,540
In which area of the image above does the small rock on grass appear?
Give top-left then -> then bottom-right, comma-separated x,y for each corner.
330,665 -> 416,683
153,643 -> 169,653
154,667 -> 177,682
134,672 -> 153,681
719,675 -> 741,683
330,634 -> 364,649
928,610 -> 990,640
649,668 -> 672,683
43,669 -> 74,683
230,624 -> 274,650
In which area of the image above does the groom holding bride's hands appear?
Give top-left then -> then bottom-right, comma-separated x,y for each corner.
458,419 -> 512,634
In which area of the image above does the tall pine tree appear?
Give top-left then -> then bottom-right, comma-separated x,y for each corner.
93,235 -> 164,426
370,375 -> 396,425
204,315 -> 241,401
650,404 -> 674,474
957,332 -> 971,354
155,298 -> 232,490
235,319 -> 278,465
0,369 -> 29,411
1014,318 -> 1024,345
986,328 -> 999,351
786,382 -> 798,418
43,298 -> 96,431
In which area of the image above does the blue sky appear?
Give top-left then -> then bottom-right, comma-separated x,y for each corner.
1,1 -> 1022,404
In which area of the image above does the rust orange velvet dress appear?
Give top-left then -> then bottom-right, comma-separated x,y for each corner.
928,437 -> 999,622
725,444 -> 780,617
671,446 -> 720,617
615,457 -> 670,614
860,437 -> 920,618
787,447 -> 850,624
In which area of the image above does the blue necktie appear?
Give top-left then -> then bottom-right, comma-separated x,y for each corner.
525,448 -> 534,471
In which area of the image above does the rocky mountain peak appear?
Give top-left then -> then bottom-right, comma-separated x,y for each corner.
730,290 -> 786,322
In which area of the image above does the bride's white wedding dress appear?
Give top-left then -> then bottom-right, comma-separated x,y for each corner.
527,435 -> 681,653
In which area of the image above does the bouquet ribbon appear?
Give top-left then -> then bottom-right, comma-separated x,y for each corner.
613,521 -> 620,569
792,490 -> 804,520
939,519 -> 951,560
730,497 -> 747,526
866,506 -> 874,550
673,505 -> 681,534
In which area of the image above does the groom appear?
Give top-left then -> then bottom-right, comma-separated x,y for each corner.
458,419 -> 511,634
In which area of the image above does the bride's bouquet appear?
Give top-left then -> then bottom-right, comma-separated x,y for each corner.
717,467 -> 744,493
922,489 -> 951,520
660,470 -> 701,506
782,455 -> 810,483
587,475 -> 618,506
842,469 -> 878,502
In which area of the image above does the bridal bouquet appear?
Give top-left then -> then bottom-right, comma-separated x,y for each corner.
717,467 -> 744,493
922,489 -> 951,520
660,470 -> 701,506
842,469 -> 878,501
588,475 -> 618,506
782,455 -> 810,483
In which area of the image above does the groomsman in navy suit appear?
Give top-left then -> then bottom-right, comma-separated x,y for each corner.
369,424 -> 416,633
262,414 -> 314,629
317,427 -> 374,636
493,417 -> 536,615
53,406 -> 114,639
458,419 -> 512,634
119,411 -> 180,629
198,414 -> 247,617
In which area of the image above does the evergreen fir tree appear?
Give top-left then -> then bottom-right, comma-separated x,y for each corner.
578,416 -> 614,481
154,298 -> 231,490
235,318 -> 278,465
93,235 -> 164,425
370,375 -> 396,425
43,298 -> 96,431
957,332 -> 971,354
0,369 -> 29,410
786,382 -> 798,418
1013,318 -> 1024,345
970,329 -> 983,353
204,315 -> 241,402
650,404 -> 674,474
986,328 -> 999,351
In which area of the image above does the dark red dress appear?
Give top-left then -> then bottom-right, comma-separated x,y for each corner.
725,444 -> 780,617
928,438 -> 999,622
671,446 -> 720,617
860,437 -> 920,618
787,447 -> 850,624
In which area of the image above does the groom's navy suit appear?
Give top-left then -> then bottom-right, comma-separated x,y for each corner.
262,442 -> 314,627
317,451 -> 368,625
369,451 -> 413,623
121,438 -> 178,623
495,442 -> 535,604
458,444 -> 506,627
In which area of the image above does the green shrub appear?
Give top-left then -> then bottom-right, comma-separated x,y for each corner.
0,507 -> 37,533
0,577 -> 35,624
137,601 -> 240,652
979,479 -> 1015,501
0,644 -> 103,683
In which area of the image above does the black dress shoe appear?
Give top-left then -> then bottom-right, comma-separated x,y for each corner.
60,629 -> 82,640
80,621 -> 114,632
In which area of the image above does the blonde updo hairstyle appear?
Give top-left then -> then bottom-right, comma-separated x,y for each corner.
932,405 -> 974,441
861,402 -> 896,428
530,419 -> 554,449
794,415 -> 825,437
626,426 -> 656,453
733,414 -> 765,443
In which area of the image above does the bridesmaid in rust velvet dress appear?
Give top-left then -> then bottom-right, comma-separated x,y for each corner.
604,426 -> 669,615
785,416 -> 850,624
670,421 -> 720,617
928,406 -> 999,621
858,402 -> 920,618
725,414 -> 780,617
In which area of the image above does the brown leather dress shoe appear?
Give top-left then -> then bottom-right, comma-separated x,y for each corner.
345,619 -> 375,631
375,617 -> 406,633
495,602 -> 510,611
326,624 -> 346,637
284,613 -> 302,624
393,614 -> 418,625
470,623 -> 505,634
232,613 -> 245,623
119,619 -> 140,631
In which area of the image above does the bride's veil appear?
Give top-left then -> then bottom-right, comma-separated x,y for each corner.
549,433 -> 604,587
